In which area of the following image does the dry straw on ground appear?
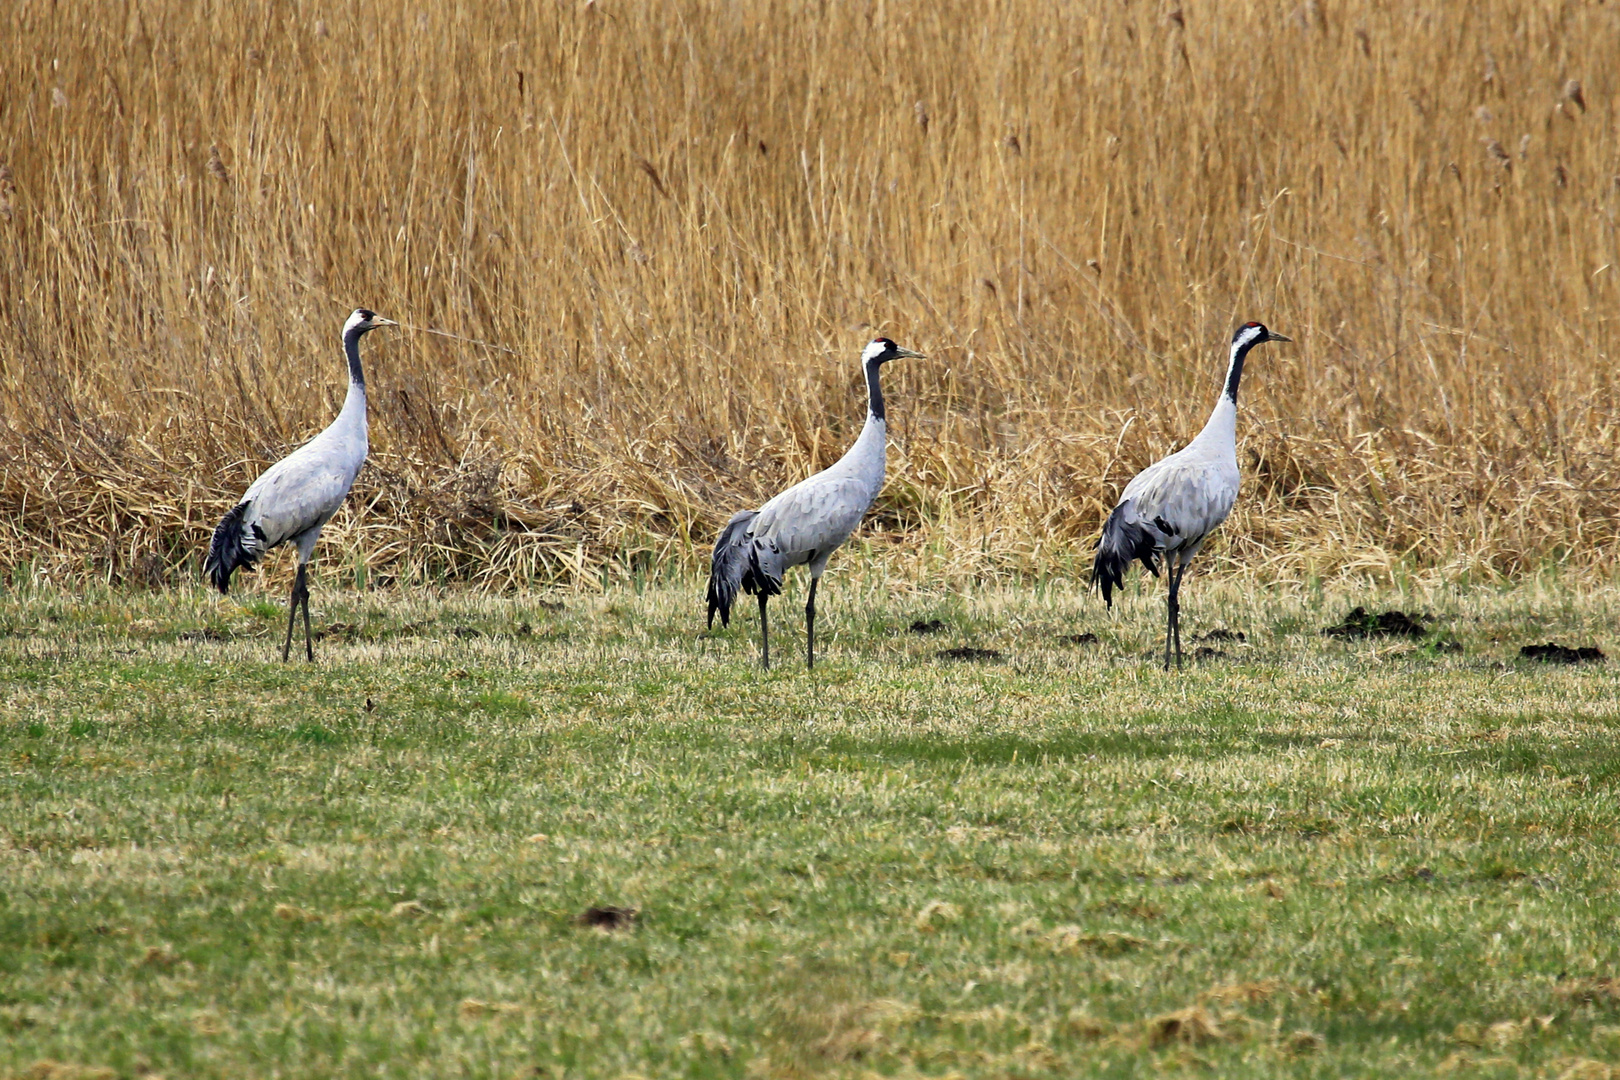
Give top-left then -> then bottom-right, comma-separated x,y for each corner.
1,2 -> 1617,589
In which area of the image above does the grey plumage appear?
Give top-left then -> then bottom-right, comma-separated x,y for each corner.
706,337 -> 925,669
1090,322 -> 1290,669
204,307 -> 396,660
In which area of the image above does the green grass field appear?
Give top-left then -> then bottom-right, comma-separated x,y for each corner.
5,574 -> 1620,1079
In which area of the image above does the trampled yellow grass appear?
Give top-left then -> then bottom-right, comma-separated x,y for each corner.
1,1 -> 1616,588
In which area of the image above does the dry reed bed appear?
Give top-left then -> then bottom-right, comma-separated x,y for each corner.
1,0 -> 1618,589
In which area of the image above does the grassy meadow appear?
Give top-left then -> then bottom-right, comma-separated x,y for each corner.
5,576 -> 1620,1078
1,0 -> 1619,586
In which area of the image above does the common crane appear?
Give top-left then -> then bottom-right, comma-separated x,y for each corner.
707,337 -> 925,669
204,308 -> 396,661
1092,322 -> 1290,670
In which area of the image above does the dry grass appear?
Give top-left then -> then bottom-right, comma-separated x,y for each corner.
2,1 -> 1619,589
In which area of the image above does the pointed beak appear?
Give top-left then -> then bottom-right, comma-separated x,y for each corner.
894,346 -> 926,360
1265,330 -> 1291,343
374,316 -> 399,328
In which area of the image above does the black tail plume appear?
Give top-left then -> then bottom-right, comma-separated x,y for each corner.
205,501 -> 264,595
707,510 -> 759,627
1091,499 -> 1161,607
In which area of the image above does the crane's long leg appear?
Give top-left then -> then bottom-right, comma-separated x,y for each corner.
1170,563 -> 1185,670
758,593 -> 770,671
299,563 -> 315,663
805,577 -> 819,670
281,571 -> 300,663
1166,566 -> 1179,676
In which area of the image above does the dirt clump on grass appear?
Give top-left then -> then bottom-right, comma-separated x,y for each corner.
577,905 -> 637,931
908,618 -> 946,634
1520,643 -> 1605,664
1194,628 -> 1245,643
1060,632 -> 1098,645
1321,607 -> 1428,638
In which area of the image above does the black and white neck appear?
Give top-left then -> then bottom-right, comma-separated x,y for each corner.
1194,321 -> 1287,448
857,336 -> 923,422
342,308 -> 373,391
1220,322 -> 1273,406
836,337 -> 923,481
862,339 -> 888,422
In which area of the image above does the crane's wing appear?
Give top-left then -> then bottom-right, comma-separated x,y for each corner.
706,473 -> 878,622
752,475 -> 875,565
1121,454 -> 1239,549
1093,453 -> 1239,606
206,448 -> 357,595
706,509 -> 758,627
241,449 -> 364,549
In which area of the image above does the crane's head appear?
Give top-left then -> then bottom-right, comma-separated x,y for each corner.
1233,322 -> 1290,349
862,337 -> 926,365
345,308 -> 399,336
